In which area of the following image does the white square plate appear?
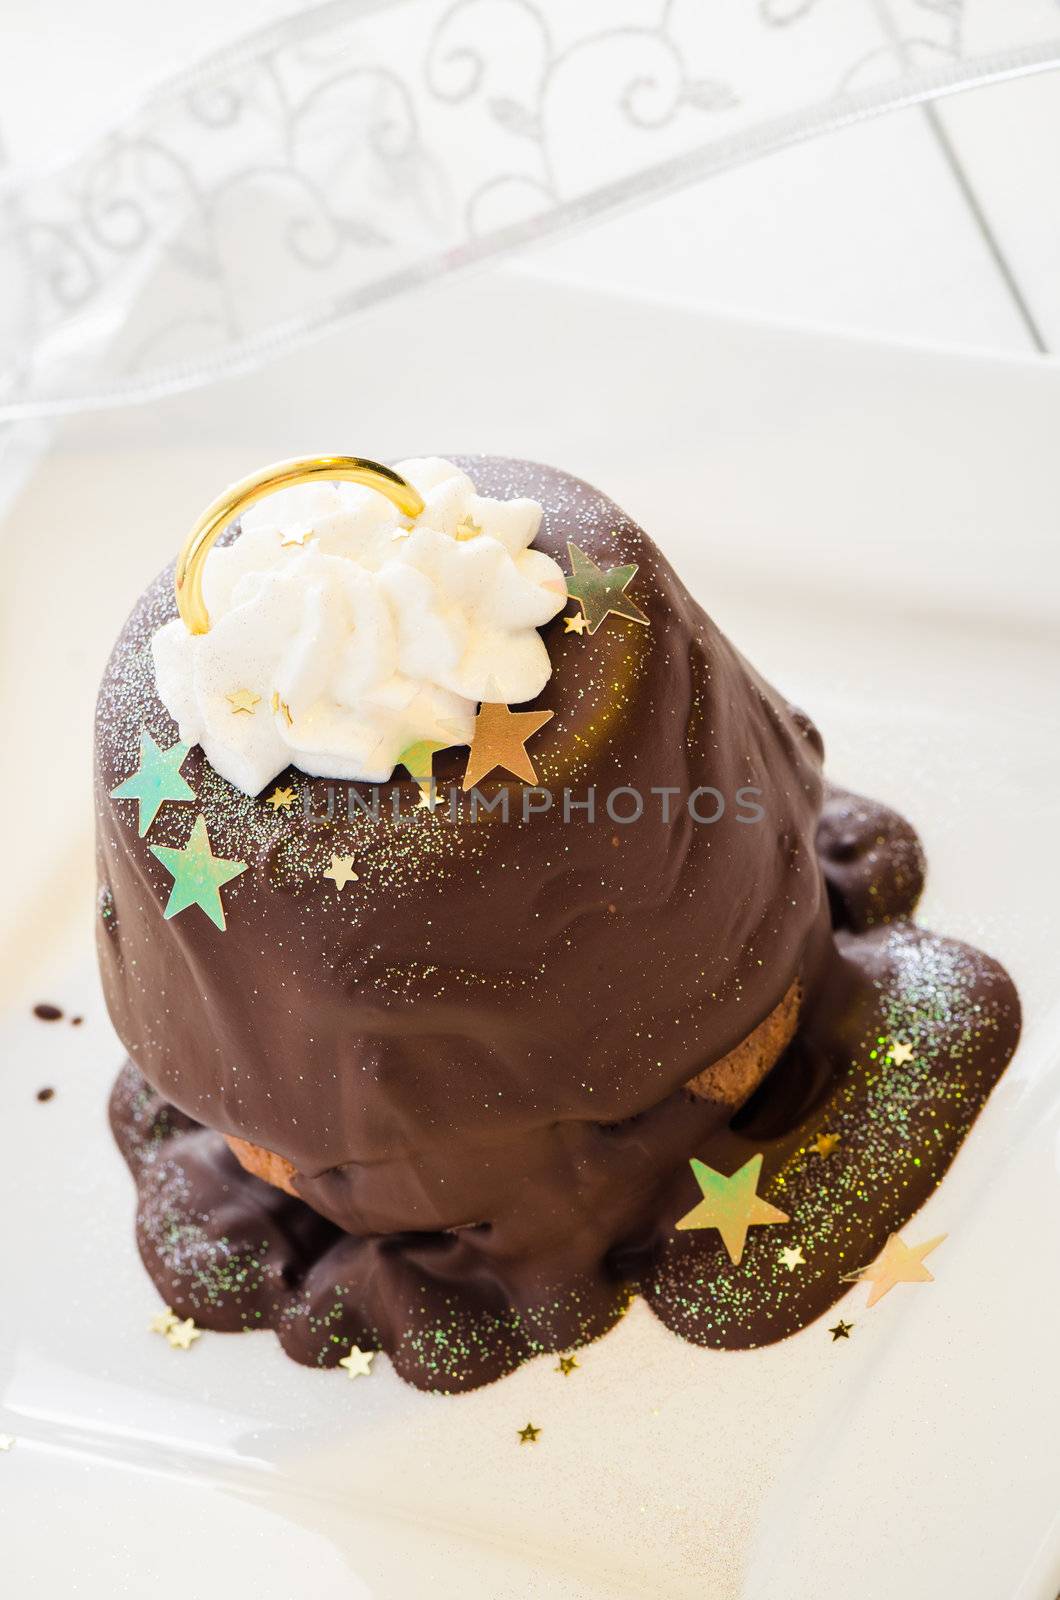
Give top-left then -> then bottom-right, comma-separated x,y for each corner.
2,272 -> 1059,1598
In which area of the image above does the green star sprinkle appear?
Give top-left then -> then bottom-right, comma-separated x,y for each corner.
110,730 -> 195,836
150,815 -> 246,931
565,541 -> 649,635
396,740 -> 445,783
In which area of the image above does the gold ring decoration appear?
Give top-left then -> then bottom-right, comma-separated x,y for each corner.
175,455 -> 426,634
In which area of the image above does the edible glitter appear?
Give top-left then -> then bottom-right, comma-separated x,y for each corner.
97,463 -> 1019,1392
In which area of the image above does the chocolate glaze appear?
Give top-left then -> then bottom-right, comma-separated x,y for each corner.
648,920 -> 1019,1346
818,786 -> 926,931
97,457 -> 1020,1390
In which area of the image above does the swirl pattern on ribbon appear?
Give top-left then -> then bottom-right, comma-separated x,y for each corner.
1,0 -> 1057,416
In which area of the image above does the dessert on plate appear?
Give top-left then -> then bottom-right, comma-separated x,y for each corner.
96,453 -> 1020,1390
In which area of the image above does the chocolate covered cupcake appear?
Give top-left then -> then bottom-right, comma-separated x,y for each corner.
97,454 -> 1020,1390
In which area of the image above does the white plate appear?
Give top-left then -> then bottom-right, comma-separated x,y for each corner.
2,273 -> 1059,1599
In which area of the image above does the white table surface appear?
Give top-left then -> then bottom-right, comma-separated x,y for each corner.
1,0 -> 1058,358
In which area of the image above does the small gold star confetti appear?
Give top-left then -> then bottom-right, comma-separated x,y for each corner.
517,1423 -> 541,1444
323,854 -> 359,890
150,815 -> 247,931
778,1245 -> 806,1272
565,541 -> 649,634
279,523 -> 314,548
889,1039 -> 915,1066
556,1355 -> 579,1375
166,1317 -> 201,1350
675,1152 -> 789,1265
462,702 -> 554,791
110,730 -> 196,836
226,688 -> 260,715
338,1345 -> 375,1379
844,1231 -> 946,1307
149,1307 -> 180,1336
563,611 -> 588,635
266,785 -> 296,811
810,1131 -> 841,1158
455,515 -> 483,541
270,692 -> 294,725
0,1434 -> 15,1452
829,1320 -> 854,1341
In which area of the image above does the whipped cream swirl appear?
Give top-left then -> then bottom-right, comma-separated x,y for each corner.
152,458 -> 567,795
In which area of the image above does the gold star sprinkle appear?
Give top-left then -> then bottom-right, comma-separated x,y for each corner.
166,1318 -> 201,1350
462,702 -> 554,791
226,688 -> 260,715
829,1319 -> 854,1341
149,1307 -> 180,1336
323,855 -> 359,890
675,1152 -> 789,1265
811,1132 -> 841,1158
565,541 -> 649,635
563,611 -> 588,635
270,692 -> 294,726
844,1231 -> 945,1307
455,515 -> 483,541
556,1355 -> 579,1375
889,1039 -> 915,1066
337,1345 -> 375,1379
279,523 -> 314,548
517,1423 -> 541,1444
266,786 -> 296,811
778,1245 -> 806,1272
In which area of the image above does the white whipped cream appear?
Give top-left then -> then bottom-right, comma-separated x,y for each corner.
152,458 -> 567,794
